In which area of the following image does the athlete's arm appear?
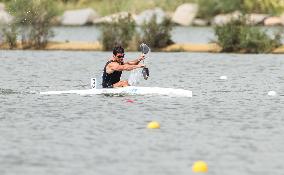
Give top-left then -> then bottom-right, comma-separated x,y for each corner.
107,62 -> 144,73
125,54 -> 145,65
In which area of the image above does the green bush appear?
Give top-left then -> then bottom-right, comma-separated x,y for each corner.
100,14 -> 174,51
215,18 -> 282,53
1,24 -> 17,49
7,0 -> 58,49
197,0 -> 284,19
197,0 -> 243,19
244,0 -> 284,15
139,15 -> 174,50
100,14 -> 136,51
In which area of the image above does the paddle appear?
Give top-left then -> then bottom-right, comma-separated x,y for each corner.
139,43 -> 150,80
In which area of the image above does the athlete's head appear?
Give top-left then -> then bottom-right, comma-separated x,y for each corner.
113,45 -> 124,56
113,45 -> 125,62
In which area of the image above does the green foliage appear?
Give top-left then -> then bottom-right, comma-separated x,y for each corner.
197,0 -> 244,19
154,0 -> 195,12
7,0 -> 58,49
1,24 -> 17,49
244,0 -> 284,15
59,0 -> 79,3
100,14 -> 174,51
139,15 -> 174,49
197,0 -> 284,19
100,14 -> 136,51
215,19 -> 282,53
239,27 -> 282,53
12,0 -> 282,19
0,0 -> 11,3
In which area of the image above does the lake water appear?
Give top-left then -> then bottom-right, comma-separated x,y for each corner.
51,26 -> 284,44
52,26 -> 215,43
0,50 -> 283,175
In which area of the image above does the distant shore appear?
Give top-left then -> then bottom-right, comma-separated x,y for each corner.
1,41 -> 284,53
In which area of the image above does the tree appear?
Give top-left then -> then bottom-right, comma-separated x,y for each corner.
8,0 -> 59,49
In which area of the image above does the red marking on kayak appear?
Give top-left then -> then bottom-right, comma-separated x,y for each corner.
126,99 -> 134,103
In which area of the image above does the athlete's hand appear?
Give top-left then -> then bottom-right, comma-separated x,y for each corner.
138,54 -> 145,61
138,64 -> 145,68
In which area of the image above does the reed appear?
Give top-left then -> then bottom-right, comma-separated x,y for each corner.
100,14 -> 136,51
5,0 -> 59,49
139,15 -> 174,50
0,24 -> 17,49
214,18 -> 282,53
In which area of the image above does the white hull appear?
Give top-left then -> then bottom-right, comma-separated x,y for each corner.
40,86 -> 192,97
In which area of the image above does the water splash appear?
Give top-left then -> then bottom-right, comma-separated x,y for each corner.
128,43 -> 151,86
128,69 -> 143,86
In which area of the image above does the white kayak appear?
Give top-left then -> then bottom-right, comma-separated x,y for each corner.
40,86 -> 192,97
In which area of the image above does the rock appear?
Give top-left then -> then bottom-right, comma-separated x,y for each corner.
0,3 -> 5,11
246,13 -> 268,25
281,13 -> 284,25
212,11 -> 242,25
93,12 -> 132,24
166,11 -> 174,19
264,16 -> 283,26
61,8 -> 98,26
0,9 -> 13,24
192,18 -> 208,26
134,8 -> 166,25
172,3 -> 199,26
50,16 -> 61,26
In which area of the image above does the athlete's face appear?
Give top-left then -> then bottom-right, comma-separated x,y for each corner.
115,53 -> 124,62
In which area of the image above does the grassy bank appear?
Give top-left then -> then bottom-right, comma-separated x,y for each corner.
1,0 -> 283,18
52,0 -> 284,18
55,0 -> 194,16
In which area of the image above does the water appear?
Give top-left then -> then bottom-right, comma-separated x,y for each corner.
52,26 -> 215,43
52,26 -> 284,44
0,50 -> 284,175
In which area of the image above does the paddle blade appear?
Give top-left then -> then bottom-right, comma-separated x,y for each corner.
140,43 -> 150,54
142,67 -> 149,80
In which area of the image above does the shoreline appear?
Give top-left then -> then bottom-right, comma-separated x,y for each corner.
1,41 -> 284,53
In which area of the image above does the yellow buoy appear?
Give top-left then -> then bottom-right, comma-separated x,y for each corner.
147,121 -> 160,129
192,161 -> 208,173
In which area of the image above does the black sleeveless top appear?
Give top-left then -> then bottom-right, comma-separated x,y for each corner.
102,60 -> 123,88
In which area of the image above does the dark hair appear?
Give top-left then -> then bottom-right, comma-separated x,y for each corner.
113,45 -> 124,55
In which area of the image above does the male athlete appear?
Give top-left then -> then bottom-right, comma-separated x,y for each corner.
102,46 -> 145,88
